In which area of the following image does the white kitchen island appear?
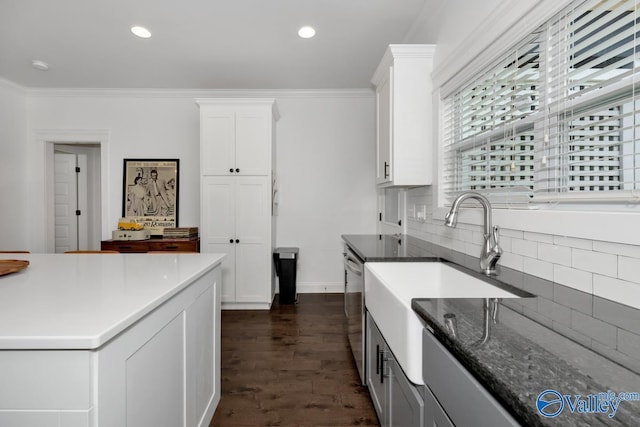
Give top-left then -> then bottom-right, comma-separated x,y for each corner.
0,252 -> 225,427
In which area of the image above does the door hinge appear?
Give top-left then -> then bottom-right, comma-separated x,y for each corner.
76,210 -> 81,216
75,166 -> 81,173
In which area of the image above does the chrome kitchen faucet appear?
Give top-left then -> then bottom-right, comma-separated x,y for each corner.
444,192 -> 502,275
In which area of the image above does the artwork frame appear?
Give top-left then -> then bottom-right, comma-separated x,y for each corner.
122,158 -> 179,235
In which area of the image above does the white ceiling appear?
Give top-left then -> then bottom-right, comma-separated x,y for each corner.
0,0 -> 431,90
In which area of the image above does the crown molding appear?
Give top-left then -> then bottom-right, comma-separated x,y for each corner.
371,44 -> 435,86
24,87 -> 374,100
0,77 -> 26,94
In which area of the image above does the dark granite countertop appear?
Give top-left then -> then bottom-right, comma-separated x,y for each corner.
343,234 -> 640,426
341,234 -> 440,262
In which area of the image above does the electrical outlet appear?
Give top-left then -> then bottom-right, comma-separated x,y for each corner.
416,204 -> 427,223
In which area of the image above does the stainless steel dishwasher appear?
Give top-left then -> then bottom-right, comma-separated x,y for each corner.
344,245 -> 366,384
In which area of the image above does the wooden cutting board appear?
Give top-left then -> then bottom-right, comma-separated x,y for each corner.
0,259 -> 29,276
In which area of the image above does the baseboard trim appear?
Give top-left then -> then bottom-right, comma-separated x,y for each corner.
221,302 -> 272,310
277,282 -> 344,294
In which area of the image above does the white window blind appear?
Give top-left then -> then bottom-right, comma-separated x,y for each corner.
442,0 -> 640,205
536,0 -> 640,201
441,36 -> 541,205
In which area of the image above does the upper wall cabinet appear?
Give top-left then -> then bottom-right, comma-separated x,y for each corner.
197,99 -> 279,176
371,45 -> 435,187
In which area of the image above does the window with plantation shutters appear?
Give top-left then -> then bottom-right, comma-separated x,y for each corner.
441,0 -> 640,205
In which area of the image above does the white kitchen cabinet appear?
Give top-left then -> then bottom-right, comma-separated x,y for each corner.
201,176 -> 273,308
198,99 -> 276,176
371,45 -> 435,187
197,98 -> 278,310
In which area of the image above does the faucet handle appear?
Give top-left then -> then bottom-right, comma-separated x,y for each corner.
492,225 -> 501,249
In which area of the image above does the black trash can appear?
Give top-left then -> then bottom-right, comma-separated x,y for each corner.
273,247 -> 299,304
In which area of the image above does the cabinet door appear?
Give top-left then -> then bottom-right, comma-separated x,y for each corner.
201,177 -> 236,302
235,177 -> 270,302
376,70 -> 392,184
235,107 -> 271,176
201,110 -> 236,175
423,386 -> 454,427
201,177 -> 235,244
366,313 -> 388,426
388,358 -> 424,427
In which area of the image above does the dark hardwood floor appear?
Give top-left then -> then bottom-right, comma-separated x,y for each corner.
210,293 -> 379,427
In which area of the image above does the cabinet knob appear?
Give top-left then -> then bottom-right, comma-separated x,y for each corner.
229,168 -> 234,173
229,239 -> 234,243
235,239 -> 240,243
235,168 -> 240,173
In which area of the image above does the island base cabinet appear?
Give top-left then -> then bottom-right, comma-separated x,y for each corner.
98,267 -> 221,427
366,312 -> 424,427
0,266 -> 221,427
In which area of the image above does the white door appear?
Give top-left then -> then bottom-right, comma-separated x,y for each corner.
54,153 -> 78,253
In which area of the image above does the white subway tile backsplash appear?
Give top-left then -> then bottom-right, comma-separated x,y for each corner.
618,256 -> 640,283
456,228 -> 474,243
500,252 -> 524,271
594,275 -> 640,310
451,239 -> 466,254
572,248 -> 617,277
523,231 -> 554,244
501,228 -> 524,239
499,235 -> 513,253
553,235 -> 593,250
538,243 -> 572,267
571,310 -> 617,348
464,241 -> 481,258
553,265 -> 593,294
404,186 -> 640,315
593,240 -> 640,258
538,297 -> 571,325
523,257 -> 554,281
512,238 -> 538,258
618,329 -> 640,359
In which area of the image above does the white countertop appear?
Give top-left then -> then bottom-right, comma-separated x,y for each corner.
0,253 -> 225,350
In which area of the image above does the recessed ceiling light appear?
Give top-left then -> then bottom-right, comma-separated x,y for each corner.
31,60 -> 49,71
298,26 -> 316,39
131,26 -> 152,38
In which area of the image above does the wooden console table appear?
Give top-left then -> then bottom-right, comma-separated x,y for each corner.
101,238 -> 200,253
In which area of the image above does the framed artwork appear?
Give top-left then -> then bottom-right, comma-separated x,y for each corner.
122,159 -> 179,235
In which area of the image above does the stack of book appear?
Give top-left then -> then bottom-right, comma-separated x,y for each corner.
163,227 -> 199,239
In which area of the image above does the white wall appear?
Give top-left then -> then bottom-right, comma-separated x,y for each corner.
274,95 -> 377,291
0,79 -> 28,250
23,89 -> 377,287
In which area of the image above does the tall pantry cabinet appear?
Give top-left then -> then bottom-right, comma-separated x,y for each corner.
197,99 -> 279,310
